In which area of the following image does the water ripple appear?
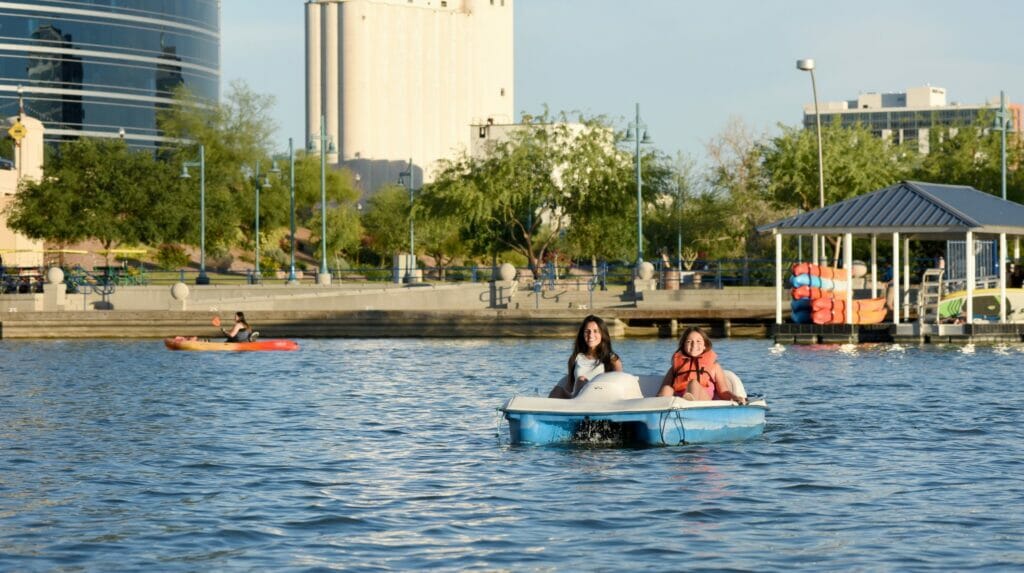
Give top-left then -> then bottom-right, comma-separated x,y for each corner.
1,339 -> 1023,570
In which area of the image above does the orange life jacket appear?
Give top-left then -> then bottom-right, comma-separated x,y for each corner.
671,349 -> 718,397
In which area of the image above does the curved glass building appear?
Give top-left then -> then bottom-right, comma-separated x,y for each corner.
0,0 -> 219,146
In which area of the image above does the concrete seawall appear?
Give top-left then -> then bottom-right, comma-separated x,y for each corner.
0,309 -> 620,339
0,281 -> 781,339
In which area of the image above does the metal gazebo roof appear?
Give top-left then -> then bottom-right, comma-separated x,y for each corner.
758,181 -> 1024,237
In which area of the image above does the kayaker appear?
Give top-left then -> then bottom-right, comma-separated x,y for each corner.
548,314 -> 623,399
657,326 -> 745,403
221,311 -> 253,342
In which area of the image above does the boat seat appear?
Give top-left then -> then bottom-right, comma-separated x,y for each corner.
575,372 -> 643,401
638,374 -> 664,397
249,331 -> 260,341
724,370 -> 747,399
553,370 -> 748,400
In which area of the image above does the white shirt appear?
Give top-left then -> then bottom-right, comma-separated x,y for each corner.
574,354 -> 605,385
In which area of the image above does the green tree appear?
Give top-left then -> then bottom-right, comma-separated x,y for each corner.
160,81 -> 362,268
912,112 -> 1024,201
288,152 -> 361,266
310,204 -> 362,268
762,118 -> 913,212
559,119 -> 640,264
362,184 -> 410,261
157,81 -> 279,252
642,153 -> 703,265
422,118 -> 561,269
701,117 -> 781,260
364,183 -> 471,276
6,138 -> 179,262
760,118 -> 914,262
417,211 -> 470,278
421,111 -> 638,269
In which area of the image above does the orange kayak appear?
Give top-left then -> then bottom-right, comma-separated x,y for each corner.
164,336 -> 299,352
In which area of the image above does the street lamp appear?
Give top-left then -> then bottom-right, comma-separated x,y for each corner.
623,102 -> 652,266
994,90 -> 1012,201
398,158 -> 416,283
308,114 -> 336,285
249,159 -> 279,283
287,137 -> 298,285
675,179 -> 683,269
994,91 -> 1019,262
797,58 -> 825,263
180,144 -> 209,285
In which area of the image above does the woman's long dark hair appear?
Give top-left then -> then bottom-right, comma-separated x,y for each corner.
235,312 -> 250,330
567,315 -> 618,381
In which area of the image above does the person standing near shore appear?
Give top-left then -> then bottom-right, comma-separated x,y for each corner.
548,315 -> 623,399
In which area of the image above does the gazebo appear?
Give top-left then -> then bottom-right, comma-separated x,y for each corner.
758,181 -> 1024,339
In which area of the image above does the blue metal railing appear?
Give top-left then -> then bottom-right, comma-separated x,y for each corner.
2,259 -> 901,290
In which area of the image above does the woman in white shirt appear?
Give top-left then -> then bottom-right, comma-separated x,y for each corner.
548,315 -> 623,399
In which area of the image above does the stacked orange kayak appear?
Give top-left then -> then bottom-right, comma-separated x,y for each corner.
790,263 -> 887,324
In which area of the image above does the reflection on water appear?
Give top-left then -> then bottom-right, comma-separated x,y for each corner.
1,338 -> 1023,570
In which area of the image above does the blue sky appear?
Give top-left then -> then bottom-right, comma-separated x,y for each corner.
223,0 -> 1024,160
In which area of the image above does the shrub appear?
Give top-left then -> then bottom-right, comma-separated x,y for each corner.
364,269 -> 391,282
155,244 -> 190,270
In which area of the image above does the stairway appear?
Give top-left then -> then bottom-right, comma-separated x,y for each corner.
512,283 -> 634,310
918,269 -> 945,324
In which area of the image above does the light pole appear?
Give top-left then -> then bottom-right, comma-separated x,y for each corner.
995,90 -> 1011,201
676,179 -> 683,269
250,159 -> 278,283
180,144 -> 209,285
797,58 -> 825,263
308,114 -> 335,285
623,102 -> 651,267
287,137 -> 298,284
994,91 -> 1019,262
797,208 -> 804,261
398,158 -> 416,283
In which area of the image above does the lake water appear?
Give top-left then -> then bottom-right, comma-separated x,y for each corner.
2,337 -> 1023,571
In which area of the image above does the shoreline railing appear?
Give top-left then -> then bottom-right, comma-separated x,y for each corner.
4,257 -> 997,291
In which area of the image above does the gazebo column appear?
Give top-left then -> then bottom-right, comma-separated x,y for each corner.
902,236 -> 911,319
870,234 -> 878,298
775,231 -> 783,325
844,233 -> 853,325
966,231 -> 975,324
1000,233 -> 1007,323
892,232 -> 900,324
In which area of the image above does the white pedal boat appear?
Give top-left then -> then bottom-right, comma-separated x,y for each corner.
500,371 -> 767,446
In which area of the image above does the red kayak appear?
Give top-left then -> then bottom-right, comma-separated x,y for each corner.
164,336 -> 299,352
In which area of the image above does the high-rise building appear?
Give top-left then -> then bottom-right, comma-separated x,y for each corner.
802,86 -> 1022,153
305,0 -> 514,194
0,1 -> 220,147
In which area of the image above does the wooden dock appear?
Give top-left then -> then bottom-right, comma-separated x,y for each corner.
773,322 -> 1024,345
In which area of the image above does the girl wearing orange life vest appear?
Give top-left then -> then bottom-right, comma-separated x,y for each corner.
656,326 -> 745,403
